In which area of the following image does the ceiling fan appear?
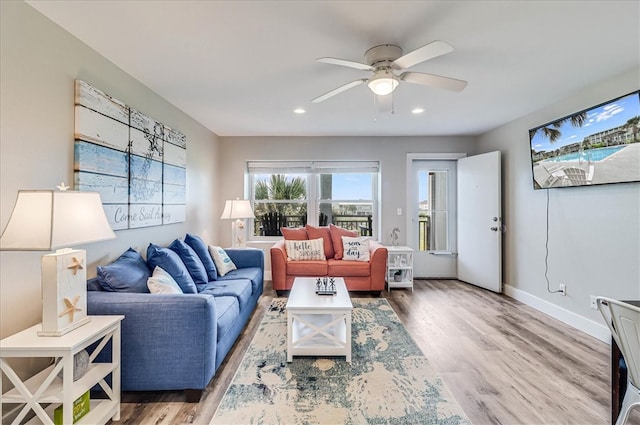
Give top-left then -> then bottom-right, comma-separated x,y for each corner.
312,40 -> 467,103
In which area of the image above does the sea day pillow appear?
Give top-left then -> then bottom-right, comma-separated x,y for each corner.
147,266 -> 183,294
208,246 -> 237,276
285,238 -> 326,261
342,236 -> 370,262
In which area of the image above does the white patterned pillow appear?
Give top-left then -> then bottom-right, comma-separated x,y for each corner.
285,238 -> 326,261
208,246 -> 237,276
342,236 -> 370,262
147,266 -> 183,294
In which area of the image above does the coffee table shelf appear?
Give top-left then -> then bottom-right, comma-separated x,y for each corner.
286,277 -> 352,362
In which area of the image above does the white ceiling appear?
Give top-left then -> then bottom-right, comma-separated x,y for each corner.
27,1 -> 639,137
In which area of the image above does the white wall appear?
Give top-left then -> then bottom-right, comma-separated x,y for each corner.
0,1 -> 221,345
218,135 -> 478,273
477,67 -> 640,340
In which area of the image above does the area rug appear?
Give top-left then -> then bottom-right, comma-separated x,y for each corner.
211,298 -> 471,425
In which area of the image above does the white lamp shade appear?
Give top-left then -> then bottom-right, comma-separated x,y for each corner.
0,190 -> 116,251
220,199 -> 254,220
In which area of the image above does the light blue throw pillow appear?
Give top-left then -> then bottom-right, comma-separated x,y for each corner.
146,244 -> 198,294
184,233 -> 218,281
169,239 -> 209,285
97,248 -> 150,293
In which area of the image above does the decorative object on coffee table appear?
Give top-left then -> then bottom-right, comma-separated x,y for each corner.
315,277 -> 337,295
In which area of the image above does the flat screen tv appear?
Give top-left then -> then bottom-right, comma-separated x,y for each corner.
528,90 -> 640,189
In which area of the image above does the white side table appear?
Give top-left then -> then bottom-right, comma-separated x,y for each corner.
385,246 -> 414,292
1,315 -> 124,425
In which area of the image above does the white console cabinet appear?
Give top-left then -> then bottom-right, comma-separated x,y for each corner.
385,246 -> 414,292
1,315 -> 124,425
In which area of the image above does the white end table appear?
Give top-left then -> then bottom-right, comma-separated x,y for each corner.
286,277 -> 353,362
1,315 -> 124,425
385,246 -> 414,292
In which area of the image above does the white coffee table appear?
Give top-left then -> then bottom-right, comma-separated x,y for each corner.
286,277 -> 353,362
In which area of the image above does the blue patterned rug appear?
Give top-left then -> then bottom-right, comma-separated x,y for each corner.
211,298 -> 471,425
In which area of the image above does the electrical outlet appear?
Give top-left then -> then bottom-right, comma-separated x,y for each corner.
590,295 -> 598,310
559,284 -> 566,296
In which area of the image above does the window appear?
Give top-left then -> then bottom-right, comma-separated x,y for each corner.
248,161 -> 379,238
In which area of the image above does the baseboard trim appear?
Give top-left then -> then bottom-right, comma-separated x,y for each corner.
504,284 -> 611,343
265,271 -> 272,282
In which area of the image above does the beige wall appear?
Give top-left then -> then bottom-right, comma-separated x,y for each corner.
217,136 -> 478,273
477,67 -> 640,338
0,0 -> 220,346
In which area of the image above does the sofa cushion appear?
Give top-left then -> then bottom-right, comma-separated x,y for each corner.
285,238 -> 326,261
305,225 -> 334,259
97,248 -> 150,293
328,259 -> 371,277
218,267 -> 263,294
184,233 -> 218,281
198,279 -> 252,310
169,239 -> 209,285
341,236 -> 370,262
208,246 -> 237,276
329,224 -> 358,260
147,244 -> 198,294
213,296 -> 240,342
287,260 -> 328,276
147,266 -> 183,294
281,227 -> 308,240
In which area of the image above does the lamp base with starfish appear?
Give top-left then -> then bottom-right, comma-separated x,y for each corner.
38,248 -> 91,337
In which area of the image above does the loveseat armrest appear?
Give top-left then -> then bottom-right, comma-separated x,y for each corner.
270,240 -> 288,291
87,291 -> 218,390
369,241 -> 388,291
226,247 -> 264,269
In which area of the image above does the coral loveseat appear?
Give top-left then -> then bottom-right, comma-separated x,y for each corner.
87,234 -> 263,401
271,224 -> 387,295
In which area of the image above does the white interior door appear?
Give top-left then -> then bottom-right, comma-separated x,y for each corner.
457,151 -> 502,292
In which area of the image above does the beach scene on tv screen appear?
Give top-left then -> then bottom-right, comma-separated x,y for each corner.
529,92 -> 640,189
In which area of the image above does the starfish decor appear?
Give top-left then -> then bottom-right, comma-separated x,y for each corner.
58,295 -> 82,322
67,257 -> 84,275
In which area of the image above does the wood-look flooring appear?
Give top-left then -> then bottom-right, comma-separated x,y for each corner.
110,280 -> 631,425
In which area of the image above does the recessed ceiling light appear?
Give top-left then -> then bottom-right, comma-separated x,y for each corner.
412,108 -> 425,114
293,108 -> 306,114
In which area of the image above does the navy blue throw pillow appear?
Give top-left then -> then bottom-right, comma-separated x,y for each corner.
169,239 -> 209,285
97,248 -> 151,293
184,233 -> 218,281
146,243 -> 197,294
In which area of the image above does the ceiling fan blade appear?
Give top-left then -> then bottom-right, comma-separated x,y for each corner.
316,57 -> 373,71
392,40 -> 454,70
401,72 -> 467,92
312,79 -> 367,103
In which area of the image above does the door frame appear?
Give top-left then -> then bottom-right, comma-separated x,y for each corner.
405,153 -> 466,274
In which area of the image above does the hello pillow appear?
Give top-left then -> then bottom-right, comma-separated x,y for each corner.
342,236 -> 370,262
285,238 -> 326,261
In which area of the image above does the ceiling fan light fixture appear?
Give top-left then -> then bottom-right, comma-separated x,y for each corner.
367,71 -> 399,96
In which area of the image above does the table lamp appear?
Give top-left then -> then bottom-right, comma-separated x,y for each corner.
220,199 -> 254,248
0,186 -> 116,336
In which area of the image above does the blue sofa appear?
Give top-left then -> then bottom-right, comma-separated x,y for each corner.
86,238 -> 263,401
